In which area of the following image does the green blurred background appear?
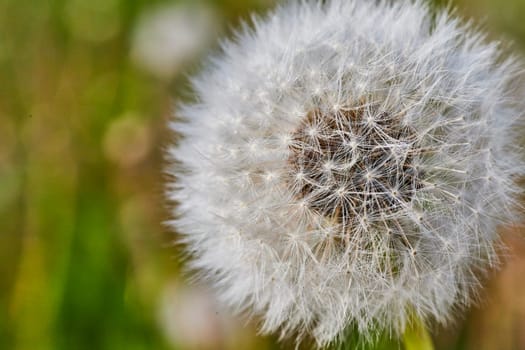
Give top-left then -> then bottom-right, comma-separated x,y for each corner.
0,0 -> 524,349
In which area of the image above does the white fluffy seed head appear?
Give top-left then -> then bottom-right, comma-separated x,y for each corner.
167,0 -> 525,347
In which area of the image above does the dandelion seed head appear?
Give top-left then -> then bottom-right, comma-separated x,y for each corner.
167,0 -> 524,346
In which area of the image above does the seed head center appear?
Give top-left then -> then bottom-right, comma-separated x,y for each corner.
288,106 -> 422,227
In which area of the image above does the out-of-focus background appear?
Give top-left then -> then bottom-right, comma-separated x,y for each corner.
0,0 -> 524,349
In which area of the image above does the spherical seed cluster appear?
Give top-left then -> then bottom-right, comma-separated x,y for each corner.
167,0 -> 524,346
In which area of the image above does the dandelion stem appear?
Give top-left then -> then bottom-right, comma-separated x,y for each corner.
402,314 -> 434,350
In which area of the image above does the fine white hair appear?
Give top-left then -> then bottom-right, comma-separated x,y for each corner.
167,0 -> 524,346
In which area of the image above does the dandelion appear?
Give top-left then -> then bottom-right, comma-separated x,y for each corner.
131,3 -> 217,80
167,0 -> 524,347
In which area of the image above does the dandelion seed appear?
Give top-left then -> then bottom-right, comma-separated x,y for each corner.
167,0 -> 524,347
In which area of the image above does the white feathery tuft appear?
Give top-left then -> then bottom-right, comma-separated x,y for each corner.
166,0 -> 524,346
